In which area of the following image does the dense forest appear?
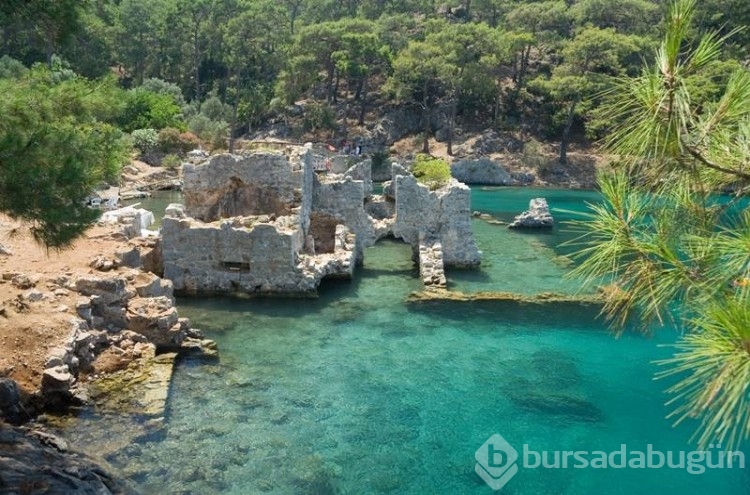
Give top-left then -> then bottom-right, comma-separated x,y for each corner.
1,0 -> 748,162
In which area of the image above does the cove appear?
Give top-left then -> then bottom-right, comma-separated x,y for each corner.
63,187 -> 748,494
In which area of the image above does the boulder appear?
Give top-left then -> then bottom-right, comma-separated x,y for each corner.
451,158 -> 512,185
42,365 -> 73,393
0,424 -> 137,494
0,378 -> 22,423
508,198 -> 554,229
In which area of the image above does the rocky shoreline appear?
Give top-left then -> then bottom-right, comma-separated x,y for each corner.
0,208 -> 218,492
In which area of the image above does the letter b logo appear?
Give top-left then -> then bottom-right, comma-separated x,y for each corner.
475,434 -> 519,491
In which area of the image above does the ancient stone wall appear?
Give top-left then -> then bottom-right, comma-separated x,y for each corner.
392,171 -> 481,268
161,213 -> 307,294
182,152 -> 309,222
312,175 -> 378,260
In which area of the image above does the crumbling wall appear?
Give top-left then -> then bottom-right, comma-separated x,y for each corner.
392,172 -> 481,268
161,214 -> 304,293
183,152 -> 308,222
312,175 -> 379,260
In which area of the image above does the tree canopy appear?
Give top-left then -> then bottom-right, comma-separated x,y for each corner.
0,67 -> 129,248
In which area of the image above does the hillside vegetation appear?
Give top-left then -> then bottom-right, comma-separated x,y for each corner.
1,0 -> 747,164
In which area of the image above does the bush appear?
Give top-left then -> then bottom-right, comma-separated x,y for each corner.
117,89 -> 185,132
188,115 -> 227,150
161,154 -> 182,169
157,127 -> 181,153
412,153 -> 451,190
200,95 -> 232,122
140,78 -> 186,107
131,128 -> 158,154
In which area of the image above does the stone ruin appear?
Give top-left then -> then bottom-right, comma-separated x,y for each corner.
160,144 -> 481,295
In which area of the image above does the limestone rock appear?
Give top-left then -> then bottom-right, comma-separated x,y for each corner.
115,246 -> 142,268
75,276 -> 129,302
471,130 -> 524,154
508,198 -> 554,229
11,274 -> 36,290
451,158 -> 512,185
89,255 -> 117,272
42,365 -> 73,393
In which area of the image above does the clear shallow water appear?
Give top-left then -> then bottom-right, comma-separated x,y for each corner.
62,188 -> 748,494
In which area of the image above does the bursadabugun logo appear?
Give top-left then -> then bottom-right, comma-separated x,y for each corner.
475,434 -> 519,491
475,433 -> 746,491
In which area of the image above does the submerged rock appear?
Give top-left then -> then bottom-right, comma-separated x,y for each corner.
512,392 -> 604,423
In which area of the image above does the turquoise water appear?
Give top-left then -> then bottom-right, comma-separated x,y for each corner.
62,188 -> 748,494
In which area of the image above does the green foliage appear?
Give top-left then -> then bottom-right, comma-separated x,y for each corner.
568,0 -> 750,450
131,128 -> 158,154
200,95 -> 232,122
140,78 -> 186,107
412,154 -> 451,190
161,153 -> 182,169
157,127 -> 199,154
0,66 -> 128,248
302,103 -> 336,133
0,55 -> 28,79
188,115 -> 228,150
118,88 -> 185,132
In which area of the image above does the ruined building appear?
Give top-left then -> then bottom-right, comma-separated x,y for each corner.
160,145 -> 480,295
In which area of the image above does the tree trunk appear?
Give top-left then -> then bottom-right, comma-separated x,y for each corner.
559,98 -> 579,165
422,84 -> 430,154
447,95 -> 457,156
228,70 -> 240,154
193,25 -> 201,103
326,63 -> 335,103
358,77 -> 368,125
333,71 -> 339,103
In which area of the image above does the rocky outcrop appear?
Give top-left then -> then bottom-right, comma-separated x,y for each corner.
5,269 -> 218,413
471,130 -> 524,154
100,207 -> 156,239
508,198 -> 554,229
0,423 -> 137,494
451,158 -> 512,185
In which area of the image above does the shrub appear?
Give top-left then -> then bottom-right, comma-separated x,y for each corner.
179,131 -> 201,152
131,128 -> 158,154
157,127 -> 181,153
302,103 -> 336,133
412,153 -> 451,190
157,127 -> 200,154
140,78 -> 186,107
200,95 -> 232,122
188,115 -> 228,150
118,89 -> 185,132
161,154 -> 182,169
